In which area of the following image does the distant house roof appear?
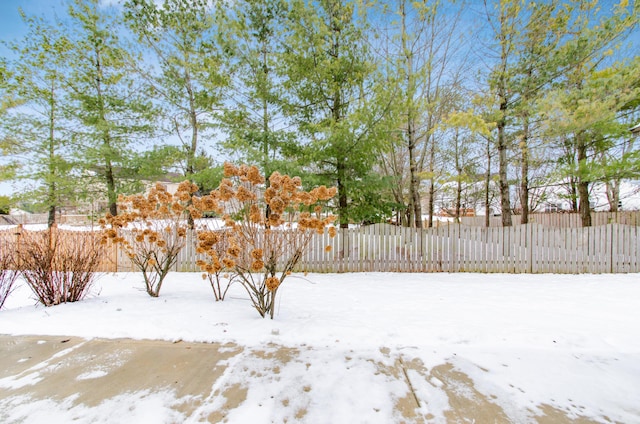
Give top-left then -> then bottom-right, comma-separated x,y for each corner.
631,123 -> 640,135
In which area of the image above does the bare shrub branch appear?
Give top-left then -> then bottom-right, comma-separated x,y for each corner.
0,236 -> 19,309
16,228 -> 104,307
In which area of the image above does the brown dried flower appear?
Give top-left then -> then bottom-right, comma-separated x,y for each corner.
246,165 -> 265,185
265,276 -> 280,291
236,186 -> 256,202
223,162 -> 239,177
227,244 -> 241,257
269,196 -> 285,214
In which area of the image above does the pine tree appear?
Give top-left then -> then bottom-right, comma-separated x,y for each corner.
221,0 -> 293,179
282,0 -> 392,227
539,0 -> 639,226
65,0 -> 154,216
123,0 -> 229,184
2,11 -> 75,226
0,58 -> 18,183
510,1 -> 568,223
484,0 -> 525,226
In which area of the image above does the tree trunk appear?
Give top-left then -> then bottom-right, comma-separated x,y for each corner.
606,180 -> 620,212
520,116 -> 529,224
402,0 -> 422,229
407,195 -> 415,228
496,6 -> 513,227
576,133 -> 591,227
426,138 -> 436,228
48,80 -> 57,228
94,44 -> 118,216
262,105 -> 272,225
568,177 -> 578,211
105,159 -> 118,217
577,180 -> 591,226
408,138 -> 422,228
497,116 -> 512,226
47,204 -> 56,228
485,137 -> 491,228
455,179 -> 462,223
337,158 -> 348,228
185,67 -> 198,178
261,41 -> 273,225
454,128 -> 461,223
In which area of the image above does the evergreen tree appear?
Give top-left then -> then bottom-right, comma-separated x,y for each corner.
123,0 -> 229,186
282,0 -> 392,227
510,1 -> 568,223
65,0 -> 154,216
221,0 -> 295,179
484,0 -> 524,226
0,58 -> 18,183
539,0 -> 639,226
2,11 -> 75,226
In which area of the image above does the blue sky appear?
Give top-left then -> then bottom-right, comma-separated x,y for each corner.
0,1 -> 69,48
0,1 -> 70,197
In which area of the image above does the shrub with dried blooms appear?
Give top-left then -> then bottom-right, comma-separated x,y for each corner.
100,181 -> 199,297
195,229 -> 236,301
0,237 -> 19,309
15,228 -> 104,307
194,162 -> 337,318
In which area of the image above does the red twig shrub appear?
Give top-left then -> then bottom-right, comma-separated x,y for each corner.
16,228 -> 104,306
193,163 -> 337,318
0,237 -> 19,309
101,181 -> 198,297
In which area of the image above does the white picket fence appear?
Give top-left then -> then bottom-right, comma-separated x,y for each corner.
110,223 -> 640,274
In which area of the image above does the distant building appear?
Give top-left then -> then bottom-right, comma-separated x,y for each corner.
438,207 -> 476,217
543,203 -> 563,213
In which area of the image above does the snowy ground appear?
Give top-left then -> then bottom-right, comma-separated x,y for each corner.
1,272 -> 639,423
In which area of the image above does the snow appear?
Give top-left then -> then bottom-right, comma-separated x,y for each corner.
2,391 -> 186,424
1,271 -> 640,423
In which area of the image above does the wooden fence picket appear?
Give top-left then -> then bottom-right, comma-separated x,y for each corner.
459,211 -> 640,227
3,221 -> 639,274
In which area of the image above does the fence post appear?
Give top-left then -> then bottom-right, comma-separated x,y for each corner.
527,224 -> 533,273
610,224 -> 615,274
339,227 -> 347,273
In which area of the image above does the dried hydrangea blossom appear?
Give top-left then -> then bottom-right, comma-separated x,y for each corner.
193,162 -> 337,318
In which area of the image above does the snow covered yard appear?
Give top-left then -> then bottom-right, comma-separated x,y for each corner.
1,272 -> 639,423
